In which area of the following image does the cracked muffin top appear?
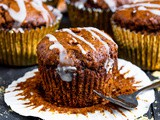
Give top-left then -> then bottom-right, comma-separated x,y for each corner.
37,27 -> 118,72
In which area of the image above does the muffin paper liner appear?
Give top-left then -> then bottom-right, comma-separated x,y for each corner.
0,9 -> 62,66
66,1 -> 113,35
40,66 -> 113,107
4,59 -> 155,120
111,21 -> 160,70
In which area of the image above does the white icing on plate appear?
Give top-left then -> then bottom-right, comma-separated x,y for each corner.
4,59 -> 155,120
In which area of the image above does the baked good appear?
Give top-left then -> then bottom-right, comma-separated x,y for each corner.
66,0 -> 154,35
0,0 -> 62,66
37,27 -> 118,107
111,1 -> 160,70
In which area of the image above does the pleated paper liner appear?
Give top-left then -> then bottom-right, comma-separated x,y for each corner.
39,66 -> 114,107
66,0 -> 113,36
111,20 -> 160,70
0,9 -> 62,66
4,59 -> 155,120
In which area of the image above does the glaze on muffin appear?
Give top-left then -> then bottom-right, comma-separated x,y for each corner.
0,0 -> 62,66
37,27 -> 118,107
112,1 -> 160,33
0,0 -> 59,30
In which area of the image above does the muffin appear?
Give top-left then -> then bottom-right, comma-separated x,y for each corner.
111,1 -> 160,70
37,27 -> 118,107
0,0 -> 62,66
66,0 -> 154,35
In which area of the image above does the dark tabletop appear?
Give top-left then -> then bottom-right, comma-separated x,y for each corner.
0,13 -> 160,120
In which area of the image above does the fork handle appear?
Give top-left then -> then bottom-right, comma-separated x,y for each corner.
133,80 -> 160,96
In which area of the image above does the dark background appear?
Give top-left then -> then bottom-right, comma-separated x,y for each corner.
0,13 -> 160,120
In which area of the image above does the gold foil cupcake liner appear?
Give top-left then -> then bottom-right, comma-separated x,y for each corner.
0,21 -> 60,66
111,21 -> 160,70
66,0 -> 112,35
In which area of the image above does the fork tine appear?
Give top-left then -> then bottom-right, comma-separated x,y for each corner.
93,90 -> 136,109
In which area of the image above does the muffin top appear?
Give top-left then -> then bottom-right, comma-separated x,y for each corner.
37,27 -> 118,73
112,1 -> 160,33
0,0 -> 62,30
68,0 -> 154,12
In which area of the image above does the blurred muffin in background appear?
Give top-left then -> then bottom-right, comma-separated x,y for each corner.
66,0 -> 156,35
111,1 -> 160,70
0,0 -> 62,66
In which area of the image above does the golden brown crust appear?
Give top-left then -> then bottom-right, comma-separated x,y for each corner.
37,27 -> 118,69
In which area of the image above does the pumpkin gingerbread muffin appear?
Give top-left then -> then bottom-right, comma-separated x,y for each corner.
37,27 -> 118,107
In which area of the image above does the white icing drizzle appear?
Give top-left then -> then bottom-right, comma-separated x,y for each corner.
120,3 -> 160,9
86,27 -> 114,42
0,0 -> 54,29
119,3 -> 160,16
149,9 -> 160,16
138,6 -> 147,11
74,0 -> 117,12
56,66 -> 77,82
78,27 -> 116,73
104,0 -> 117,12
74,0 -> 86,9
52,8 -> 62,21
104,58 -> 114,73
46,34 -> 76,82
77,44 -> 87,54
137,6 -> 160,16
31,0 -> 52,26
72,37 -> 87,54
62,28 -> 96,51
81,27 -> 110,54
46,34 -> 69,64
0,4 -> 8,10
0,0 -> 27,27
9,0 -> 27,25
84,27 -> 115,73
73,0 -> 155,13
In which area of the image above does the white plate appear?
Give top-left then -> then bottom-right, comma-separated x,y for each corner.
4,59 -> 155,120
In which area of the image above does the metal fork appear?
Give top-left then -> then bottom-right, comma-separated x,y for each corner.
93,80 -> 160,109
